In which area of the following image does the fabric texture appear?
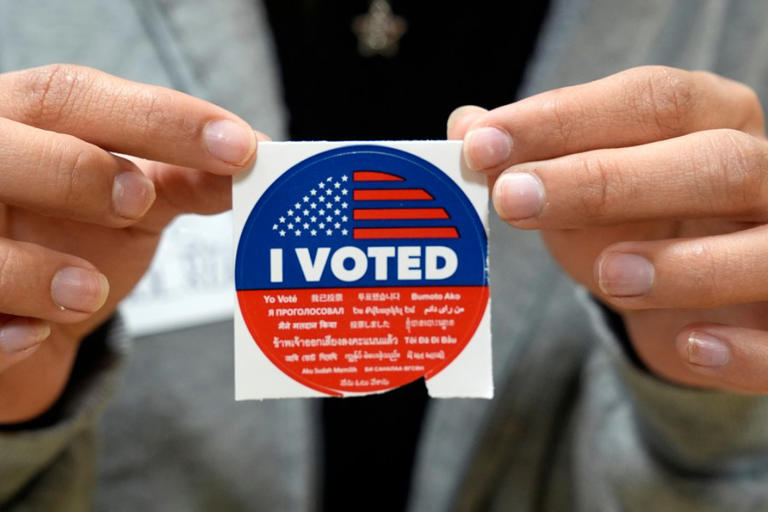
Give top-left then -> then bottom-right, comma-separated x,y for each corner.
0,319 -> 127,511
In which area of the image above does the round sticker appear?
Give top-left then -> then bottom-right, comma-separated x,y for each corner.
236,145 -> 488,396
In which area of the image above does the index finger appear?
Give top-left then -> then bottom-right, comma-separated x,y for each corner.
0,64 -> 257,175
460,66 -> 765,173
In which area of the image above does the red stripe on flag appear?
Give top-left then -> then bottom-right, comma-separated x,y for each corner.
354,189 -> 433,200
353,171 -> 404,182
353,227 -> 459,239
353,208 -> 449,220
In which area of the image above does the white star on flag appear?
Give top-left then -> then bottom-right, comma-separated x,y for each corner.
273,175 -> 351,238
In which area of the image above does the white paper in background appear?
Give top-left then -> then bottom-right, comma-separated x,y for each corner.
120,212 -> 234,337
233,141 -> 492,400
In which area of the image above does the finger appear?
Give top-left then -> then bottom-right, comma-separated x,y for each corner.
462,65 -> 765,173
0,317 -> 51,374
491,129 -> 768,227
0,64 -> 257,174
130,161 -> 232,233
0,117 -> 156,226
592,224 -> 768,310
447,105 -> 488,140
148,162 -> 232,215
127,132 -> 272,233
446,106 -> 507,189
0,240 -> 109,322
674,323 -> 768,393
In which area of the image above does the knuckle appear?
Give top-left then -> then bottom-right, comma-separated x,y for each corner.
630,66 -> 696,137
540,87 -> 581,152
735,82 -> 765,132
130,89 -> 194,141
695,71 -> 765,134
574,154 -> 618,221
19,64 -> 90,126
684,240 -> 729,305
704,129 -> 767,212
0,243 -> 18,293
737,83 -> 763,115
47,138 -> 93,211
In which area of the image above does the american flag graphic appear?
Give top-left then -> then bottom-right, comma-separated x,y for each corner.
272,171 -> 458,240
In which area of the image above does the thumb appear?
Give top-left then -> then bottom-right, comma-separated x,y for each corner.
447,105 -> 488,140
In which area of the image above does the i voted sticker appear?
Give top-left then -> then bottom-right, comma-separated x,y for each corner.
233,142 -> 491,399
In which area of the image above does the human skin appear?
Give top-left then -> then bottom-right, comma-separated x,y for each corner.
0,64 -> 264,423
449,66 -> 768,393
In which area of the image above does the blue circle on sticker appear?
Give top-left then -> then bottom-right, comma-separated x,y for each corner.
235,145 -> 488,290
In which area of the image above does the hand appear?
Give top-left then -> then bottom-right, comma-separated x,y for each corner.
0,64 -> 262,422
448,66 -> 768,393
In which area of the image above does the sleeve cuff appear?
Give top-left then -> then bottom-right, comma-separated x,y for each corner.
0,316 -> 130,504
580,290 -> 768,475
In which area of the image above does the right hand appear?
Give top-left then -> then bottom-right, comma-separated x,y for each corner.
448,66 -> 768,393
0,64 -> 262,423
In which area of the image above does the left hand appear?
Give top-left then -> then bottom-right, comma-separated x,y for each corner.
448,66 -> 768,393
0,64 -> 264,422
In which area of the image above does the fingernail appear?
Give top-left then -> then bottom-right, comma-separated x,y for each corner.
203,120 -> 256,165
597,253 -> 655,297
685,332 -> 730,368
495,173 -> 545,220
464,126 -> 513,171
0,319 -> 50,354
447,105 -> 482,136
51,267 -> 110,313
113,172 -> 156,220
